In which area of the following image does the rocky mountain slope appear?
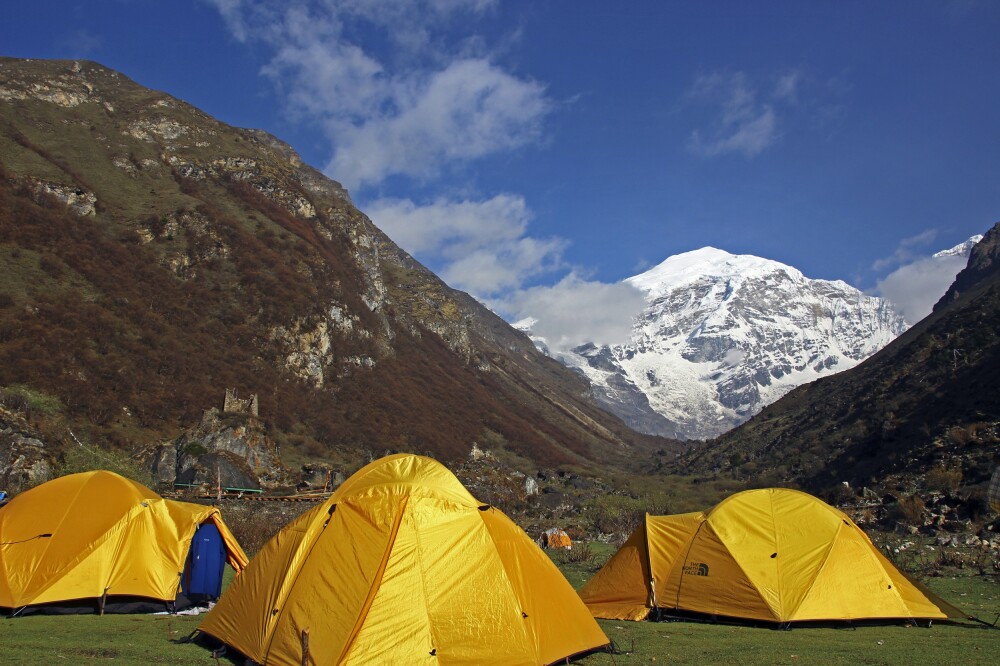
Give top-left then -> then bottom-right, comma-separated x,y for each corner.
679,223 -> 1000,497
555,248 -> 907,440
0,57 -> 674,488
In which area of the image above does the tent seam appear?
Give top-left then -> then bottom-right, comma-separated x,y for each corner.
260,502 -> 352,664
333,497 -> 410,665
413,502 -> 441,662
695,522 -> 781,622
785,520 -> 844,620
479,509 -> 545,663
768,490 -> 782,619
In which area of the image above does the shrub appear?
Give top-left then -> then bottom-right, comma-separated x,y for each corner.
888,494 -> 927,525
59,442 -> 155,488
587,494 -> 670,548
556,542 -> 597,566
183,442 -> 208,457
0,384 -> 64,417
220,501 -> 310,556
924,466 -> 963,494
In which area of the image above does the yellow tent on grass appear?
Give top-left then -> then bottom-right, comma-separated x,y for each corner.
0,470 -> 248,613
580,487 -> 963,624
198,454 -> 609,665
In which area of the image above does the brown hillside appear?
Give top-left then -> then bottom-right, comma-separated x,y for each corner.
0,57 -> 676,478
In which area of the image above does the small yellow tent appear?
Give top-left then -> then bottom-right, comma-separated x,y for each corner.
199,454 -> 609,665
580,488 -> 963,624
0,470 -> 248,612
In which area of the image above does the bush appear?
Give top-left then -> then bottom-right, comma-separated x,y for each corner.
888,494 -> 927,525
220,501 -> 310,556
587,494 -> 671,548
0,384 -> 64,417
925,466 -> 963,494
556,542 -> 597,565
59,443 -> 155,488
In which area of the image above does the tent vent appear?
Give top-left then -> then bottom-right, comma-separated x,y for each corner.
770,553 -> 777,558
478,505 -> 491,511
323,504 -> 337,527
522,612 -> 529,618
429,648 -> 437,656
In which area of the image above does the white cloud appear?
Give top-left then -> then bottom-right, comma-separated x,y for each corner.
497,274 -> 646,352
871,229 -> 938,272
208,0 -> 551,191
773,70 -> 802,103
443,237 -> 567,295
684,68 -> 842,158
685,72 -> 780,158
326,59 -> 551,189
875,254 -> 968,325
365,194 -> 566,297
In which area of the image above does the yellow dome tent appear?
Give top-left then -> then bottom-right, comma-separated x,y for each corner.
579,487 -> 963,624
198,454 -> 609,665
0,470 -> 248,614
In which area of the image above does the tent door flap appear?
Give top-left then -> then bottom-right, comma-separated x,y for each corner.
182,522 -> 226,601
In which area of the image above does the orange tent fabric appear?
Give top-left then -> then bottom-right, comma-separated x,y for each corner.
538,528 -> 573,549
0,470 -> 248,610
580,488 -> 963,623
199,454 -> 608,665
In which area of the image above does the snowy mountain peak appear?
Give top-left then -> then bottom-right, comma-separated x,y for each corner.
628,247 -> 803,297
934,235 -> 983,259
556,247 -> 908,440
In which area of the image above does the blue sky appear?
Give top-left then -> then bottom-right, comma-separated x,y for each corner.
4,1 -> 999,346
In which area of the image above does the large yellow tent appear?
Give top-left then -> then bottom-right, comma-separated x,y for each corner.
0,470 -> 248,613
198,454 -> 609,665
580,487 -> 963,624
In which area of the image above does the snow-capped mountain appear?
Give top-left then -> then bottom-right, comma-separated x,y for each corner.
554,247 -> 908,440
934,235 -> 982,259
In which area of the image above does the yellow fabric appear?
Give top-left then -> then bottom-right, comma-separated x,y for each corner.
577,516 -> 653,620
199,453 -> 608,665
0,470 -> 248,609
580,488 -> 962,623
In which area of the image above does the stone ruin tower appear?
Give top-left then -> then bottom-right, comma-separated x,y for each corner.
223,388 -> 259,417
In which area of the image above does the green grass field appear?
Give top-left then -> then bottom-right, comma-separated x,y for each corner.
2,549 -> 998,665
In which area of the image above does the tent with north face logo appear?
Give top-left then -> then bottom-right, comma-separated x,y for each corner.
198,453 -> 608,665
579,487 -> 963,624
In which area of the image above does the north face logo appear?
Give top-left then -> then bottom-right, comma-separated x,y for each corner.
683,562 -> 709,576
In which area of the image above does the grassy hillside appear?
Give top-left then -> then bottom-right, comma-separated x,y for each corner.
0,57 -> 675,484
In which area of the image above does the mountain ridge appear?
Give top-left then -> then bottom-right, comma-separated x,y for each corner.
0,56 -> 675,487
